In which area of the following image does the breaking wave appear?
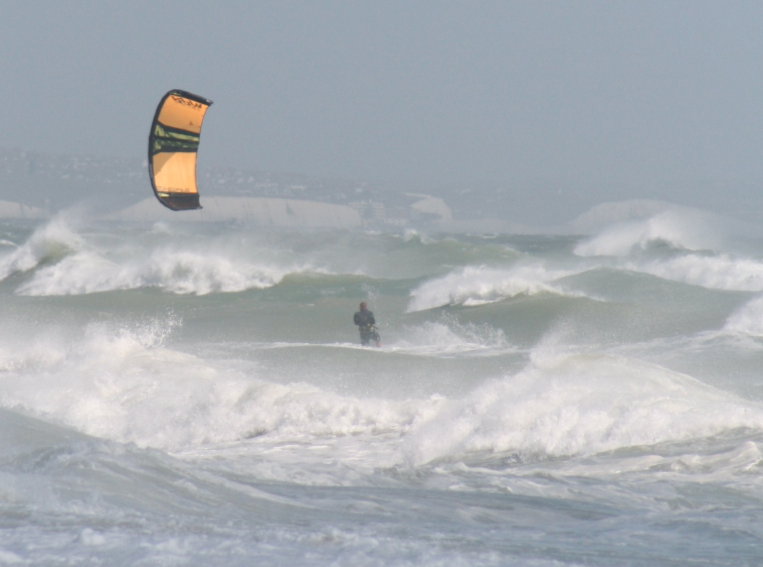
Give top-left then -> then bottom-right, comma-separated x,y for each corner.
1,217 -> 326,295
392,315 -> 512,355
407,265 -> 581,311
0,319 -> 421,451
3,320 -> 760,469
632,254 -> 763,292
574,210 -> 722,257
0,216 -> 85,281
403,353 -> 763,465
18,248 -> 314,296
724,295 -> 763,335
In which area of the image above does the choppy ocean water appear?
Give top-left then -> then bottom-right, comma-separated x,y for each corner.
2,208 -> 763,565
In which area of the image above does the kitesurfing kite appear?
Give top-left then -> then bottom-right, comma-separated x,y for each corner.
148,90 -> 213,210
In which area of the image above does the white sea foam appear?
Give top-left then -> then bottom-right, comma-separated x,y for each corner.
568,199 -> 681,234
571,207 -> 763,291
403,353 -> 763,465
630,253 -> 763,292
506,439 -> 763,485
392,316 -> 512,356
724,295 -> 763,334
18,247 -> 309,295
0,216 -> 329,295
3,316 -> 759,472
407,265 -> 579,311
0,320 -> 426,451
6,218 -> 763,563
574,209 -> 722,257
401,228 -> 435,244
0,216 -> 85,280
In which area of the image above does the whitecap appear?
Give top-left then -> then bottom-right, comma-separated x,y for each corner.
574,209 -> 723,257
407,264 -> 581,312
0,216 -> 85,281
403,353 -> 763,465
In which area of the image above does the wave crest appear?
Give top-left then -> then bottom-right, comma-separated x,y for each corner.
407,265 -> 578,312
18,248 -> 308,296
3,218 -> 325,296
633,254 -> 763,292
574,210 -> 722,257
394,315 -> 511,355
0,217 -> 84,281
725,295 -> 763,334
404,354 -> 763,465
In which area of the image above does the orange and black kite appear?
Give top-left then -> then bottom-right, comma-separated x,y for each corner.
148,90 -> 213,211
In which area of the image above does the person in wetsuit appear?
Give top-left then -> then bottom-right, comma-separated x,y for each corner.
353,302 -> 381,347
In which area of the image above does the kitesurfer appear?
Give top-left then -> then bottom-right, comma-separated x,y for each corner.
353,302 -> 381,347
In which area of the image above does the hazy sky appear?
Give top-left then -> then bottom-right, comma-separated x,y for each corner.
2,1 -> 763,204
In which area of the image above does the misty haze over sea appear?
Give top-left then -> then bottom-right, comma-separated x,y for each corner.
2,146 -> 763,232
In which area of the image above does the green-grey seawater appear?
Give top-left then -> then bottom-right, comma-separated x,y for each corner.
1,212 -> 763,565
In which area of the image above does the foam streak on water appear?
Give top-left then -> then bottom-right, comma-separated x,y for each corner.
2,211 -> 763,565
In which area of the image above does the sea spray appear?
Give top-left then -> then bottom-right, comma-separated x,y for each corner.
7,219 -> 328,295
0,215 -> 85,281
18,247 -> 311,295
631,253 -> 763,292
2,214 -> 763,565
574,209 -> 724,257
403,353 -> 763,465
394,313 -> 511,356
725,295 -> 763,334
407,264 -> 582,311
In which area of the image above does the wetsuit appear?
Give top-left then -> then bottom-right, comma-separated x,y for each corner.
353,309 -> 379,346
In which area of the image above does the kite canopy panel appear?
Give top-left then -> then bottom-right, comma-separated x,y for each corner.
148,90 -> 213,211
